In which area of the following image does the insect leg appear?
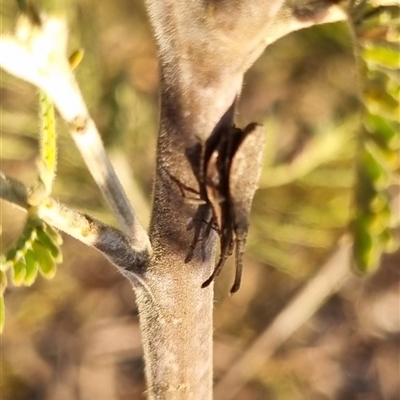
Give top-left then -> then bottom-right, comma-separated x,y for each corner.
230,235 -> 246,294
201,231 -> 233,288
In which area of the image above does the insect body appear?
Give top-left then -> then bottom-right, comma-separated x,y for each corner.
201,123 -> 265,293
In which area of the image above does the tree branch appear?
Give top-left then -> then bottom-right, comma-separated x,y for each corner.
0,173 -> 148,275
0,14 -> 149,252
136,1 -> 349,398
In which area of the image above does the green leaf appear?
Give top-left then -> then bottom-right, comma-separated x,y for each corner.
36,226 -> 62,262
369,192 -> 390,213
365,114 -> 400,150
353,220 -> 381,273
1,216 -> 63,290
362,147 -> 391,189
365,86 -> 400,121
12,261 -> 27,286
23,249 -> 39,286
364,45 -> 400,70
32,241 -> 57,279
348,0 -> 399,274
44,224 -> 63,246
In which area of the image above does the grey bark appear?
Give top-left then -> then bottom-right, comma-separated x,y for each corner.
131,1 -> 347,399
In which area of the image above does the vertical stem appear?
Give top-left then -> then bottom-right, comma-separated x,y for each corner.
133,63 -> 242,397
134,254 -> 214,399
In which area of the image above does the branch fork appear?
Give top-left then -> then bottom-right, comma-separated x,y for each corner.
0,12 -> 150,278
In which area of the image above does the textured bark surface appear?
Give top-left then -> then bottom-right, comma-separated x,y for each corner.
132,1 -> 347,398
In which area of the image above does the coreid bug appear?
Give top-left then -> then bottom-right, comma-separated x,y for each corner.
202,123 -> 265,293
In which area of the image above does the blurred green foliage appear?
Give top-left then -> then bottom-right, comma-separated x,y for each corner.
348,1 -> 400,273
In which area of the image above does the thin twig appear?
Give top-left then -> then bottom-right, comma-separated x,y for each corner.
68,117 -> 149,251
0,173 -> 147,272
0,15 -> 150,252
214,237 -> 352,400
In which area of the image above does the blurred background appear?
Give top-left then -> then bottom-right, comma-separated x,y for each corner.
1,1 -> 399,399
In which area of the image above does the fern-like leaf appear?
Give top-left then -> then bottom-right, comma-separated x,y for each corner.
348,0 -> 399,273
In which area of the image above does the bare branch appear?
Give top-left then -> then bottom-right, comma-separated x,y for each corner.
0,173 -> 148,274
214,237 -> 352,400
0,14 -> 149,252
262,1 -> 348,48
68,117 -> 150,252
0,172 -> 30,209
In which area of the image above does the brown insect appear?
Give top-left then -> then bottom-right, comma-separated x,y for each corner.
201,123 -> 265,293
